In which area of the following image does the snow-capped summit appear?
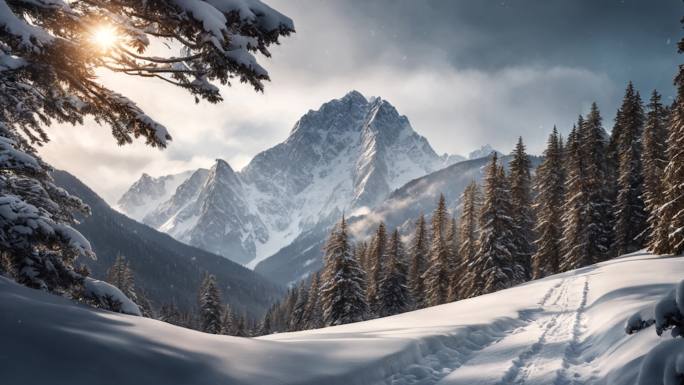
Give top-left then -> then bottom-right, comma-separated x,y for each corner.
119,91 -> 460,267
468,144 -> 502,160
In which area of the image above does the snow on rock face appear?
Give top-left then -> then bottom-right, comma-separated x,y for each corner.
2,251 -> 681,385
117,170 -> 193,221
118,91 -> 451,267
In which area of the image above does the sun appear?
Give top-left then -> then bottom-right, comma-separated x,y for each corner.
90,25 -> 119,51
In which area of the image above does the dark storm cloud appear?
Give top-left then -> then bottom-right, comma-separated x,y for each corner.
273,0 -> 681,96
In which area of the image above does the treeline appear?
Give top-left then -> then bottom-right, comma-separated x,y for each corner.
101,254 -> 258,336
258,80 -> 684,335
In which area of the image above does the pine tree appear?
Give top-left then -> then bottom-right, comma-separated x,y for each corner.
450,181 -> 480,301
582,103 -> 614,261
377,230 -> 410,317
0,0 -> 293,297
289,281 -> 310,331
445,217 -> 459,273
408,215 -> 429,309
198,273 -> 223,335
508,137 -> 534,281
531,127 -> 565,278
642,90 -> 671,253
366,222 -> 388,315
659,60 -> 684,254
221,305 -> 234,335
282,286 -> 299,329
356,241 -> 370,276
159,302 -> 182,326
234,314 -> 248,337
613,84 -> 647,255
320,217 -> 369,326
463,155 -> 516,297
259,307 -> 274,336
136,290 -> 155,319
561,121 -> 589,271
423,195 -> 451,306
106,254 -> 137,302
301,272 -> 324,330
444,216 -> 462,302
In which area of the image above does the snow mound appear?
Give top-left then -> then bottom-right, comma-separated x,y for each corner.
84,278 -> 141,316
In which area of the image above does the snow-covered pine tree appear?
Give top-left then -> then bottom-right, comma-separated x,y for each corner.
445,216 -> 463,302
445,216 -> 459,274
423,194 -> 452,306
581,103 -> 614,261
531,127 -> 565,278
221,304 -> 234,335
642,90 -> 671,253
135,289 -> 155,318
450,181 -> 480,301
613,83 -> 647,255
234,314 -> 248,337
198,273 -> 223,334
464,155 -> 516,297
0,120 -> 93,294
0,0 -> 293,141
158,302 -> 182,326
377,229 -> 410,317
106,254 -> 137,302
320,217 -> 369,326
508,137 -> 534,282
0,0 -> 293,296
408,214 -> 429,309
561,120 -> 591,271
258,307 -> 273,336
366,222 -> 388,315
302,271 -> 323,330
282,285 -> 299,329
660,64 -> 684,254
289,281 -> 309,331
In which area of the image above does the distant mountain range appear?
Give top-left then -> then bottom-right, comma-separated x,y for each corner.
53,171 -> 282,316
117,90 -> 506,285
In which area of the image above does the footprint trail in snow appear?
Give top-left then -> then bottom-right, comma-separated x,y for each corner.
382,278 -> 574,385
430,276 -> 591,385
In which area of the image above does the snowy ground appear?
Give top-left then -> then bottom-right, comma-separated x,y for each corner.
0,251 -> 678,385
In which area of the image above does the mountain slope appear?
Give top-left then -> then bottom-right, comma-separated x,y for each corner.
256,154 -> 542,286
119,91 -> 459,267
1,251 -> 677,385
52,170 -> 281,316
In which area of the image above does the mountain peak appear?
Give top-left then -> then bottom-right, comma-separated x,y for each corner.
468,144 -> 502,160
341,90 -> 367,103
209,159 -> 239,184
213,158 -> 233,171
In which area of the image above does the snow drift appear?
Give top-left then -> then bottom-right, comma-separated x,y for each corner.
0,251 -> 681,385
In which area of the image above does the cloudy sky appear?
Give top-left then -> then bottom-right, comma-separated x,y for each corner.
40,0 -> 682,204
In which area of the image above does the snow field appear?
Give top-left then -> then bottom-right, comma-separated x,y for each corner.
0,251 -> 680,385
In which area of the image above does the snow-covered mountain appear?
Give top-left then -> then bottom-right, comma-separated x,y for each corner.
467,144 -> 502,160
119,91 -> 462,266
53,170 -> 281,315
4,251 -> 678,385
117,170 -> 194,221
